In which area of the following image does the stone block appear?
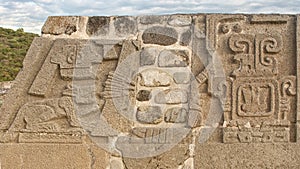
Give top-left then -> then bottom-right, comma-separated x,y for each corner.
86,16 -> 110,36
136,106 -> 163,124
0,143 -> 109,169
114,16 -> 137,36
155,89 -> 188,104
142,26 -> 178,45
173,72 -> 190,84
158,49 -> 189,67
179,30 -> 192,46
42,16 -> 79,35
140,48 -> 159,66
139,69 -> 172,87
167,15 -> 192,27
164,107 -> 187,123
139,15 -> 165,24
195,143 -> 300,168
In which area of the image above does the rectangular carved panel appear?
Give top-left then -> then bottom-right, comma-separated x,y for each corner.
206,15 -> 297,143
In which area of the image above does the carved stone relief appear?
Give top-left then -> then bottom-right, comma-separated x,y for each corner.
0,14 -> 299,168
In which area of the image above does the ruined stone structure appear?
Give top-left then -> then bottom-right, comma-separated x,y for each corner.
0,81 -> 12,107
1,14 -> 300,168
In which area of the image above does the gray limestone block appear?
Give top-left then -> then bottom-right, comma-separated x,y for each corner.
179,30 -> 192,46
164,107 -> 187,123
86,16 -> 110,36
167,15 -> 192,27
158,50 -> 189,67
142,26 -> 178,46
140,48 -> 160,66
136,90 -> 152,101
114,16 -> 137,36
42,16 -> 79,35
136,106 -> 163,124
139,15 -> 166,24
155,89 -> 188,104
173,72 -> 190,84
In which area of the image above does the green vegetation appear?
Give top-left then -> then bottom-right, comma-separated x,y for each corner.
0,27 -> 38,81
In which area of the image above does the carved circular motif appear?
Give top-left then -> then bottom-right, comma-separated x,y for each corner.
72,23 -> 226,158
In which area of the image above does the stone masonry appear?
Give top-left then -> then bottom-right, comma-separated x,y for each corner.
1,14 -> 300,168
0,81 -> 12,107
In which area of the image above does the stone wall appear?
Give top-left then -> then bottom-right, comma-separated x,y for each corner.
0,14 -> 300,168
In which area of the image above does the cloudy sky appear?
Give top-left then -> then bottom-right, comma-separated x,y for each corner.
1,0 -> 300,34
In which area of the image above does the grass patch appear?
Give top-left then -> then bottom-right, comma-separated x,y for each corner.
0,27 -> 38,81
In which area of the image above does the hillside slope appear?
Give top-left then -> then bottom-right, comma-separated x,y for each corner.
0,27 -> 38,81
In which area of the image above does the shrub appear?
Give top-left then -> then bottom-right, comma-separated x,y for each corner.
0,27 -> 38,81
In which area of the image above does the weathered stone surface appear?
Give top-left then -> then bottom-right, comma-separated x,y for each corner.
164,107 -> 187,123
0,143 -> 108,169
136,106 -> 163,124
122,131 -> 192,168
155,89 -> 188,104
139,69 -> 172,87
86,16 -> 110,36
114,16 -> 137,36
142,26 -> 178,45
139,15 -> 165,24
180,30 -> 192,46
123,143 -> 190,169
136,90 -> 151,101
158,49 -> 189,67
1,14 -> 300,168
0,81 -> 12,107
167,15 -> 192,26
140,48 -> 159,66
110,157 -> 124,169
173,72 -> 190,84
42,16 -> 79,35
195,143 -> 300,169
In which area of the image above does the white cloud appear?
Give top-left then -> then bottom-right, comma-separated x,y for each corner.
0,0 -> 300,34
0,1 -> 51,33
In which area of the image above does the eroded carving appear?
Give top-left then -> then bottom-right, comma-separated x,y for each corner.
229,34 -> 282,77
13,95 -> 81,132
279,76 -> 296,120
219,16 -> 295,144
164,107 -> 187,123
0,14 -> 299,168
